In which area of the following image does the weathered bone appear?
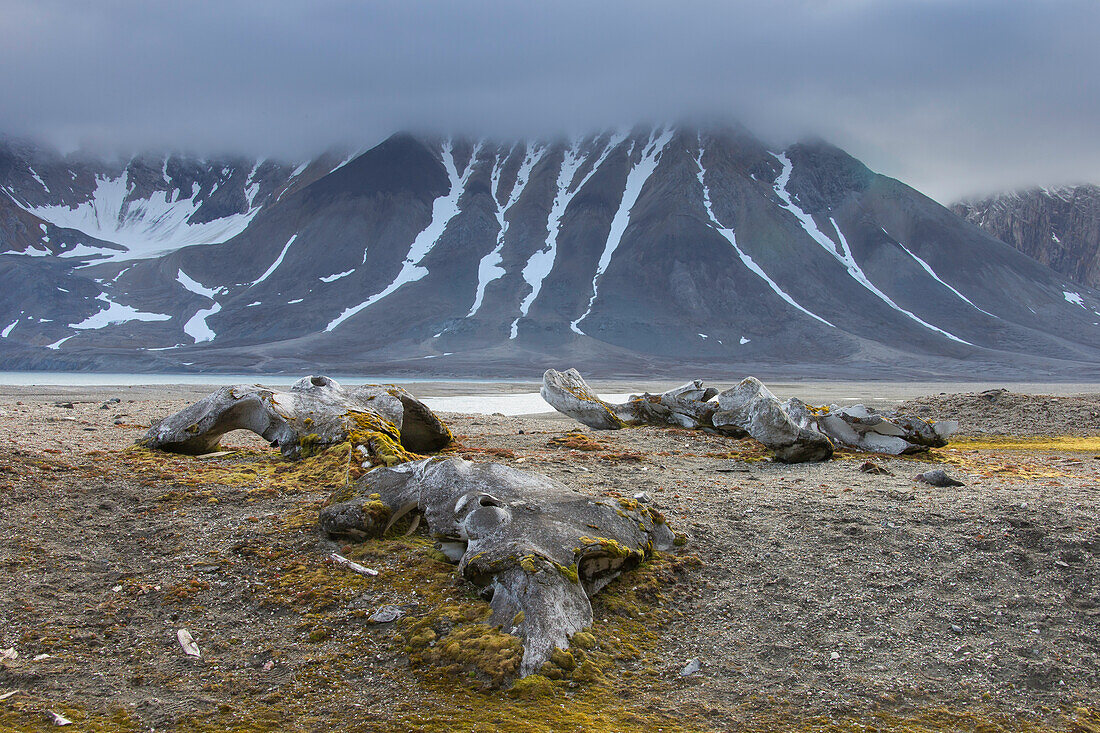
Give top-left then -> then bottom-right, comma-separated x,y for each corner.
542,368 -> 955,462
713,378 -> 834,462
540,368 -> 729,432
319,456 -> 676,676
139,375 -> 451,460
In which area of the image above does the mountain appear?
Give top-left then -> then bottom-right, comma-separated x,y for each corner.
2,125 -> 1099,378
952,185 -> 1100,290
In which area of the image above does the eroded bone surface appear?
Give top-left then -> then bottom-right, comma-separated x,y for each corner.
319,456 -> 676,676
713,378 -> 834,462
542,369 -> 955,462
139,375 -> 451,460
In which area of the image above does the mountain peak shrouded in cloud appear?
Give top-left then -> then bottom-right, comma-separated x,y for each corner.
2,123 -> 1099,377
1,0 -> 1099,203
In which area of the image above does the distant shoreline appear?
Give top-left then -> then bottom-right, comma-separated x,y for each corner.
2,376 -> 1099,415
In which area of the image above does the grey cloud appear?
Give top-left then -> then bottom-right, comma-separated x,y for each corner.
1,0 -> 1097,202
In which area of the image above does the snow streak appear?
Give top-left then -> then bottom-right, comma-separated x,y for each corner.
69,294 -> 171,330
467,144 -> 545,318
772,153 -> 969,345
571,128 -> 674,335
511,132 -> 625,339
326,140 -> 479,332
692,146 -> 833,327
892,238 -> 996,317
251,234 -> 298,287
320,269 -> 355,283
177,269 -> 222,298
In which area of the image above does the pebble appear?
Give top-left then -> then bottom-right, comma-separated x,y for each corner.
680,657 -> 702,676
914,469 -> 965,487
368,605 -> 404,624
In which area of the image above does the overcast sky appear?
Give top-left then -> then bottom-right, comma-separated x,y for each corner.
2,0 -> 1097,202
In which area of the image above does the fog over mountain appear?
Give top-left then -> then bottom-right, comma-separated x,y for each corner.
2,0 -> 1099,203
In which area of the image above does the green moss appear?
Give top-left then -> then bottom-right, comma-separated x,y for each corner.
548,647 -> 575,671
577,536 -> 644,560
506,674 -> 554,700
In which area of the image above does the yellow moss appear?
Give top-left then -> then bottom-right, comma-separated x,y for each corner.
506,673 -> 554,699
950,435 -> 1100,452
548,647 -> 575,671
577,536 -> 644,560
570,630 -> 596,649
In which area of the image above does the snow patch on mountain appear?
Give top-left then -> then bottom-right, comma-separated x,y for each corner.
468,143 -> 545,318
693,145 -> 834,328
320,269 -> 355,283
69,294 -> 171,330
512,132 -> 625,339
892,238 -> 996,317
185,302 -> 222,343
326,140 -> 478,332
21,173 -> 261,261
45,336 -> 73,350
772,153 -> 969,345
251,234 -> 298,287
572,127 -> 673,335
1065,290 -> 1085,307
177,269 -> 222,298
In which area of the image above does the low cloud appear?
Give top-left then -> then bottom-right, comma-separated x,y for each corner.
2,0 -> 1097,202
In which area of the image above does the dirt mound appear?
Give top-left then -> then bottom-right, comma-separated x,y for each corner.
897,388 -> 1100,436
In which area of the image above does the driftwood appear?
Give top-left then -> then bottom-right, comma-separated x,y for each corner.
139,375 -> 452,460
541,369 -> 956,462
319,456 -> 676,676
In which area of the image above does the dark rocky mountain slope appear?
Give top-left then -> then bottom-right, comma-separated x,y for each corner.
952,185 -> 1100,290
2,126 -> 1099,378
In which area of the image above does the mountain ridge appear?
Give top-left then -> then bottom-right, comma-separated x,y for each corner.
952,184 -> 1100,290
1,124 -> 1099,378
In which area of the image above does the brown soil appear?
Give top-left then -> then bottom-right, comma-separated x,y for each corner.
897,389 -> 1100,436
0,388 -> 1098,732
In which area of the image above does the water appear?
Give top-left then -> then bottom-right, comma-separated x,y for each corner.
0,371 -> 631,416
0,372 -> 521,387
423,393 -> 634,416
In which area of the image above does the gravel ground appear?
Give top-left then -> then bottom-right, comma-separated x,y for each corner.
0,386 -> 1098,731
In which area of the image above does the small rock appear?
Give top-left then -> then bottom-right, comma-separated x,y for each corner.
1,647 -> 17,661
177,628 -> 201,657
54,402 -> 74,409
108,397 -> 121,404
914,469 -> 965,487
368,605 -> 404,624
48,711 -> 72,727
830,651 -> 841,660
518,429 -> 525,435
99,403 -> 110,410
680,658 -> 702,676
859,461 -> 892,475
633,491 -> 652,504
951,624 -> 963,634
